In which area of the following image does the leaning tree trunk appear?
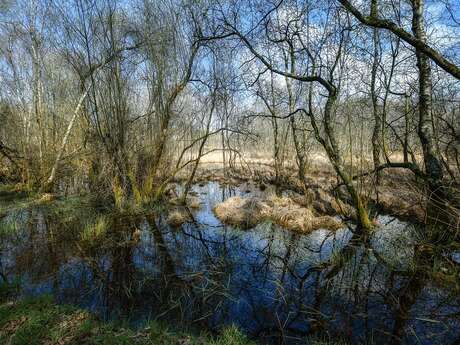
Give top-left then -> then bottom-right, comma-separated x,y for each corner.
41,89 -> 89,193
307,84 -> 374,231
180,95 -> 215,203
323,94 -> 374,231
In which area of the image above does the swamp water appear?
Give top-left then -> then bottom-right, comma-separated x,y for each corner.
0,182 -> 459,344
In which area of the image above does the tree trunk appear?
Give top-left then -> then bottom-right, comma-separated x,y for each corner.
180,95 -> 215,203
411,0 -> 446,226
42,89 -> 89,192
371,26 -> 382,183
308,88 -> 373,231
324,95 -> 373,231
403,94 -> 410,164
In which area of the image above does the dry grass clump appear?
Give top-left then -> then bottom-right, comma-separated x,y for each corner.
168,197 -> 182,206
45,311 -> 90,345
38,193 -> 56,203
267,196 -> 342,233
268,196 -> 314,232
213,195 -> 342,233
213,196 -> 269,229
167,207 -> 191,227
311,216 -> 344,231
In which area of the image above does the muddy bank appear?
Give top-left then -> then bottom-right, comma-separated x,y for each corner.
372,173 -> 426,223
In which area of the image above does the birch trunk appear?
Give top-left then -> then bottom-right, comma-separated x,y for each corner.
371,26 -> 382,183
411,0 -> 446,226
42,89 -> 89,192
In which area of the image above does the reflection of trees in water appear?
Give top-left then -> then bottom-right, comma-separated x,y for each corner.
212,219 -> 459,344
240,225 -> 338,341
389,245 -> 428,345
152,218 -> 245,328
146,214 -> 198,322
144,218 -> 459,344
104,214 -> 141,316
10,207 -> 80,287
387,244 -> 460,345
301,227 -> 460,345
2,203 -> 459,344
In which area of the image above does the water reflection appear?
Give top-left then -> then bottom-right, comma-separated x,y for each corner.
0,182 -> 459,344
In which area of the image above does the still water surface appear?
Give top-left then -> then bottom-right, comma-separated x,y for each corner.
0,182 -> 459,344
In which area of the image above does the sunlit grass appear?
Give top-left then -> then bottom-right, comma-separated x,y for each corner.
80,215 -> 109,246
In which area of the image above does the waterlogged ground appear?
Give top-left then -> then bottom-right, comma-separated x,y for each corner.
0,182 -> 459,344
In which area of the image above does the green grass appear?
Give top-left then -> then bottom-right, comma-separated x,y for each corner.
0,296 -> 255,345
80,215 -> 109,245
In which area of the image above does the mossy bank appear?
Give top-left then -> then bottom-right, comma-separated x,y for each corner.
0,296 -> 254,345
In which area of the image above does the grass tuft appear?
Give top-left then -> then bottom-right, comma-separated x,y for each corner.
80,215 -> 109,246
166,207 -> 191,227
